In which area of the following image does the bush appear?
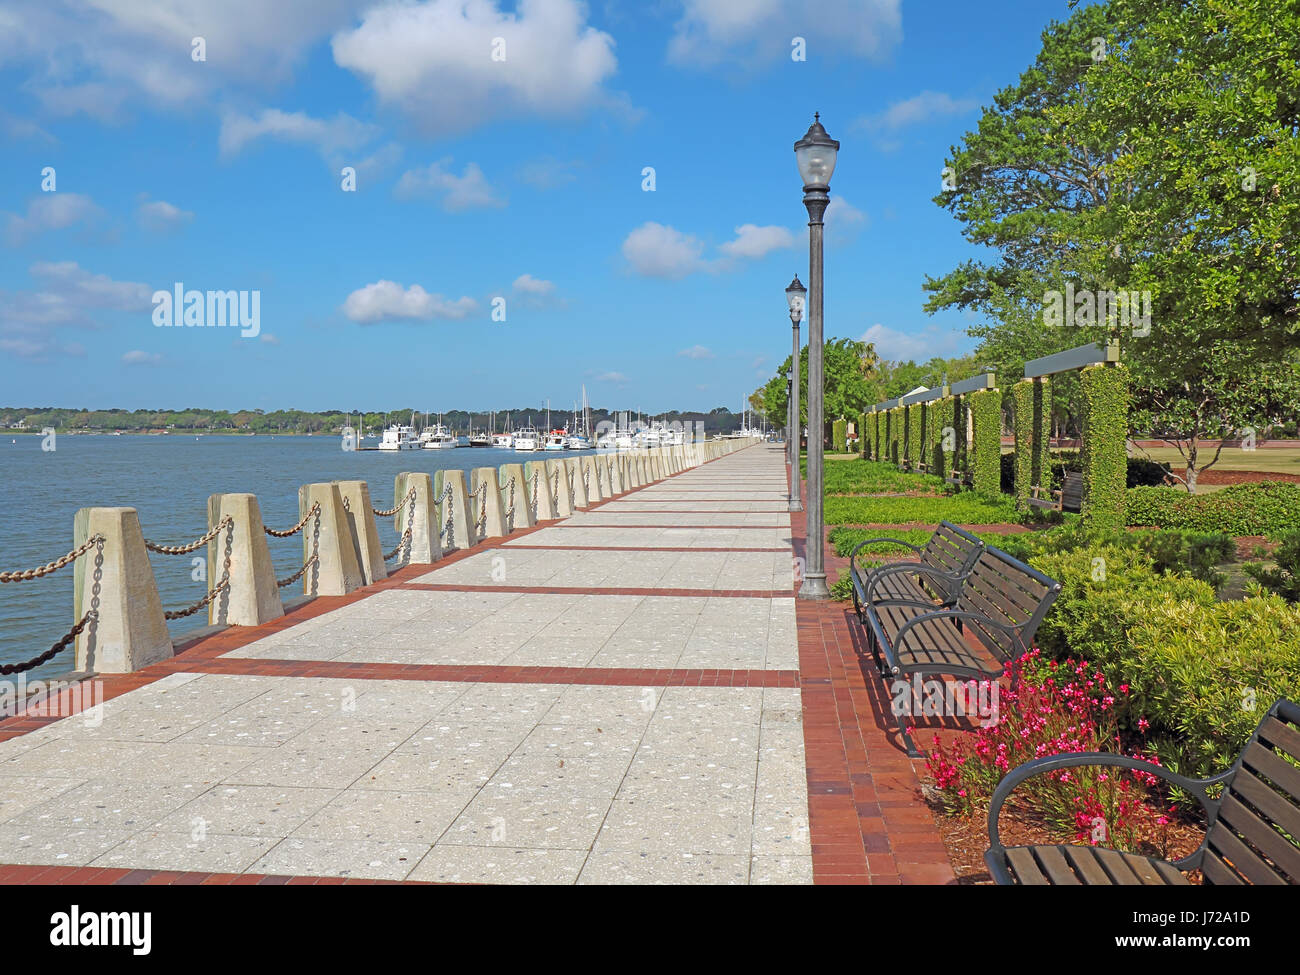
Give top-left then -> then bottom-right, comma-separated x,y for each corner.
1244,528 -> 1300,600
1027,546 -> 1217,664
1126,481 -> 1300,537
1122,594 -> 1300,777
996,523 -> 1232,588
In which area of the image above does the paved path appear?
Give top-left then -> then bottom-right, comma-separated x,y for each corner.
0,444 -> 954,885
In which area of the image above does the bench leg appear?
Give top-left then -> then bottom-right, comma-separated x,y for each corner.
890,675 -> 922,759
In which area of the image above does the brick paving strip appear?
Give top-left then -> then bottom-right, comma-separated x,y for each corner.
0,444 -> 951,885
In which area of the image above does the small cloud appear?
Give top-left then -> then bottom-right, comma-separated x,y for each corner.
749,356 -> 767,370
121,349 -> 162,365
342,279 -> 478,323
622,222 -> 706,279
4,193 -> 105,246
862,322 -> 968,361
856,91 -> 980,151
678,345 -> 714,360
512,274 -> 555,296
137,198 -> 194,233
596,371 -> 628,384
719,224 -> 795,260
260,333 -> 280,345
395,159 -> 505,211
218,108 -> 379,160
517,156 -> 581,190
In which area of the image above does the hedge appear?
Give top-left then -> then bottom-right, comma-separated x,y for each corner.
1127,481 -> 1300,537
1079,363 -> 1129,534
967,387 -> 1001,499
832,417 -> 846,453
1012,380 -> 1033,507
906,404 -> 922,471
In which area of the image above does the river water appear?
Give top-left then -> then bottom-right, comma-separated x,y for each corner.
0,434 -> 599,679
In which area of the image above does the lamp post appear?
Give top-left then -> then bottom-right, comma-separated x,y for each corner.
786,274 -> 805,513
794,113 -> 838,600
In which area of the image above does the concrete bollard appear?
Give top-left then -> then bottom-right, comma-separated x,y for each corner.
627,452 -> 642,488
434,470 -> 475,552
72,507 -> 173,674
335,480 -> 388,585
298,483 -> 364,596
566,457 -> 589,509
520,462 -> 556,522
502,463 -> 538,529
206,493 -> 283,626
473,467 -> 509,539
394,472 -> 440,564
547,458 -> 575,516
603,454 -> 620,496
578,455 -> 603,504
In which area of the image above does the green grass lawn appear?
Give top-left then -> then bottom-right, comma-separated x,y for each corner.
824,492 -> 1019,526
805,457 -> 948,496
1131,445 -> 1300,477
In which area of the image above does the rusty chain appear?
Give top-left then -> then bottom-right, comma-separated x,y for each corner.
265,502 -> 320,538
384,487 -> 417,563
276,505 -> 321,587
1,610 -> 97,676
530,469 -> 539,518
162,520 -> 233,620
144,516 -> 233,556
1,534 -> 103,584
373,486 -> 416,518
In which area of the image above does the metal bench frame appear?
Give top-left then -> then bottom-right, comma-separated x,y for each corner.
861,545 -> 1061,757
985,697 -> 1300,885
848,521 -> 985,618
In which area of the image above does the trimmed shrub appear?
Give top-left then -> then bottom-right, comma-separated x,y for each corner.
1244,527 -> 1300,600
1126,481 -> 1300,537
832,417 -> 847,453
968,388 -> 1002,499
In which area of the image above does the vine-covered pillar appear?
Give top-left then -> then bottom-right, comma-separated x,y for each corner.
968,387 -> 1002,499
858,412 -> 868,459
907,404 -> 922,472
832,417 -> 846,454
937,395 -> 954,477
1080,363 -> 1129,533
1033,376 -> 1052,500
1012,379 -> 1034,507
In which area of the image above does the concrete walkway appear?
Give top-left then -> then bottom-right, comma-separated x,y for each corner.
0,444 -> 955,885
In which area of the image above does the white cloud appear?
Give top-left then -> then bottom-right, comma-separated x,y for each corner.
595,371 -> 628,383
517,155 -> 581,189
678,345 -> 714,360
4,194 -> 105,245
622,222 -> 707,279
137,198 -> 194,233
395,159 -> 505,211
512,274 -> 555,296
260,333 -> 280,345
0,262 -> 154,355
718,224 -> 795,260
669,0 -> 902,69
219,108 -> 379,160
341,280 -> 479,324
331,0 -> 623,136
861,322 -> 968,361
121,349 -> 162,365
0,2 -> 369,120
825,197 -> 868,244
860,90 -> 979,131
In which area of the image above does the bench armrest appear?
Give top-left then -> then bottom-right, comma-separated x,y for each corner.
864,562 -> 964,607
984,752 -> 1233,883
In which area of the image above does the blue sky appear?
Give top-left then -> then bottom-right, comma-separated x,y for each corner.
0,0 -> 1079,414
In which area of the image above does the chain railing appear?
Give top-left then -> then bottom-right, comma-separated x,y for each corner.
1,534 -> 103,584
504,476 -> 517,533
436,482 -> 454,548
383,488 -> 417,563
270,502 -> 320,589
530,469 -> 539,519
143,517 -> 235,621
1,535 -> 104,675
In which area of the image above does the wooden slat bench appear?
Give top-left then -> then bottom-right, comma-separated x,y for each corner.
848,521 -> 984,622
1027,471 -> 1084,513
946,468 -> 972,489
861,545 -> 1062,757
986,697 -> 1300,885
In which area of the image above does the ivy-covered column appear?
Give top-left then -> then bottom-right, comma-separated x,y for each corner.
1080,363 -> 1129,533
968,387 -> 1002,499
891,407 -> 903,465
907,404 -> 922,473
858,412 -> 868,459
832,417 -> 846,454
1032,376 -> 1052,500
1012,379 -> 1033,507
951,396 -> 965,479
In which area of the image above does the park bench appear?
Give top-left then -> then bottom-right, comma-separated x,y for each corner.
848,521 -> 985,621
1027,471 -> 1084,513
862,545 -> 1062,757
946,467 -> 972,489
984,697 -> 1300,885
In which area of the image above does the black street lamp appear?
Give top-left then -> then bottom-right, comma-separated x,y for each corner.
794,113 -> 838,600
785,274 -> 806,513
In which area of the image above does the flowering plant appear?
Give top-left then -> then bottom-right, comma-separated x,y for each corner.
925,650 -> 1173,854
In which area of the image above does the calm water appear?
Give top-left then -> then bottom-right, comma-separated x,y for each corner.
0,434 -> 599,678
